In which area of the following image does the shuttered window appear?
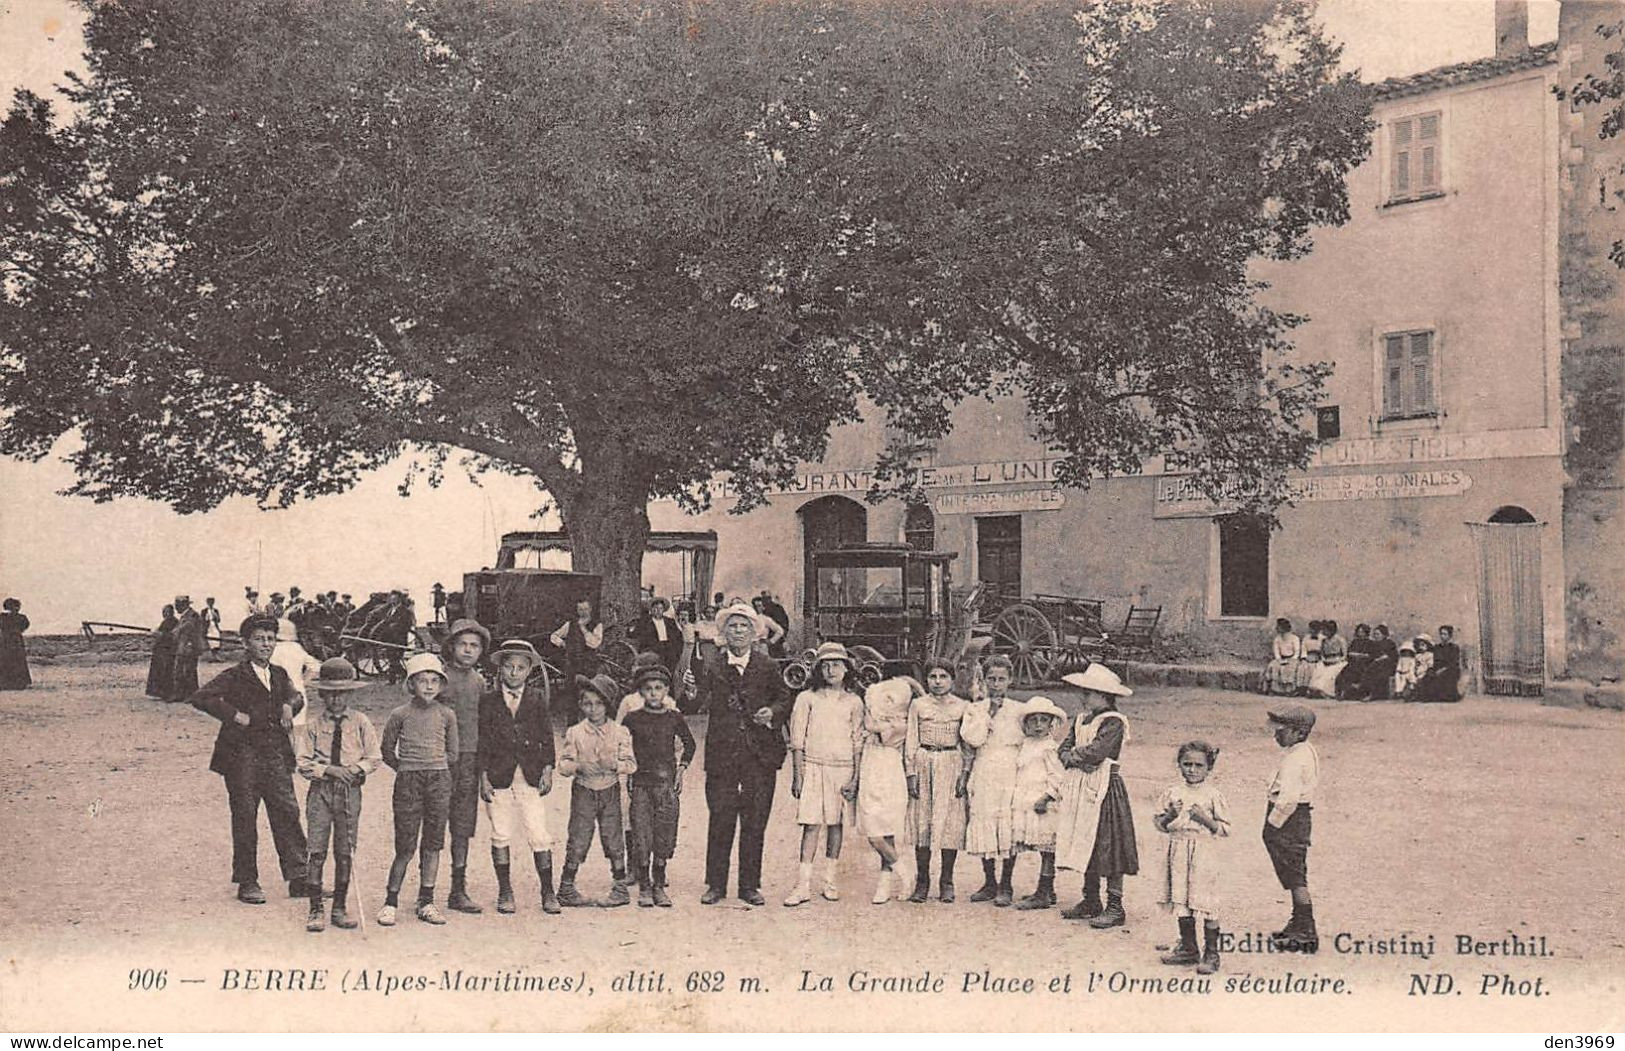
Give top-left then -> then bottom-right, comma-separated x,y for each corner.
1383,329 -> 1437,420
1390,111 -> 1442,202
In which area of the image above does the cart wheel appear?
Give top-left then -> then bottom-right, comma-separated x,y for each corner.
989,603 -> 1057,688
599,639 -> 639,683
353,644 -> 389,680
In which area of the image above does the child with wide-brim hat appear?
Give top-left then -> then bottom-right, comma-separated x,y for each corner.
1011,696 -> 1068,909
296,657 -> 381,932
1055,664 -> 1140,927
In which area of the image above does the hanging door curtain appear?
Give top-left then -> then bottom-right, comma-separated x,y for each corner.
1469,522 -> 1545,696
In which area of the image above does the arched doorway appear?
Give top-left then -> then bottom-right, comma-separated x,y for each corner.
799,496 -> 868,617
1469,506 -> 1544,695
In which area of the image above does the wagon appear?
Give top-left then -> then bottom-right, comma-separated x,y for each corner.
983,593 -> 1162,688
790,542 -> 980,688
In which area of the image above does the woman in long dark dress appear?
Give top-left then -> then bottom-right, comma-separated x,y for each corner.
1413,624 -> 1463,702
1336,623 -> 1376,699
0,598 -> 31,690
1362,624 -> 1399,700
144,604 -> 178,699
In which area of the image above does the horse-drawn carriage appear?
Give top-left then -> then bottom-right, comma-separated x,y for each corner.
784,542 -> 981,689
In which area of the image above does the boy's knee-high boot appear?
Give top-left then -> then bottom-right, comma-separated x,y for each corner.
908,848 -> 932,903
1161,916 -> 1200,965
535,851 -> 561,915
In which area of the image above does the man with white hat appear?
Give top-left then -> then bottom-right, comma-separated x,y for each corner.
692,602 -> 789,906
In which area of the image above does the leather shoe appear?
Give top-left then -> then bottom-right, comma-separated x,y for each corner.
237,882 -> 267,905
738,888 -> 766,906
700,886 -> 725,905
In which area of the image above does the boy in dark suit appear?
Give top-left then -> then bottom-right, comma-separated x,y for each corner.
477,639 -> 561,915
189,614 -> 312,905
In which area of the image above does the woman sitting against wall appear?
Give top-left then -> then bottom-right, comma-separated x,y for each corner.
1412,625 -> 1463,703
1335,624 -> 1375,699
1307,619 -> 1347,699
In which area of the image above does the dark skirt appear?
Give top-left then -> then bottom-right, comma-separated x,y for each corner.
1087,768 -> 1139,877
145,640 -> 175,698
1412,667 -> 1461,703
0,635 -> 29,690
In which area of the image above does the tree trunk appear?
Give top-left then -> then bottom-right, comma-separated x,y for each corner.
554,476 -> 652,636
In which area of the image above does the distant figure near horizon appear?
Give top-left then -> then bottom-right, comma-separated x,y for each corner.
146,604 -> 178,700
0,597 -> 31,690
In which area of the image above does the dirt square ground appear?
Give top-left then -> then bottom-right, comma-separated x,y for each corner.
1,659 -> 1620,1031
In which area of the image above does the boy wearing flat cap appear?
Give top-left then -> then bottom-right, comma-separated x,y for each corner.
1264,703 -> 1321,953
476,639 -> 560,915
440,618 -> 492,915
556,674 -> 637,907
621,663 -> 697,907
296,657 -> 381,932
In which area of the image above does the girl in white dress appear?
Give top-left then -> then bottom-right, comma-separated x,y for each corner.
784,642 -> 865,907
858,676 -> 919,904
1010,698 -> 1067,910
1154,741 -> 1230,975
961,655 -> 1028,906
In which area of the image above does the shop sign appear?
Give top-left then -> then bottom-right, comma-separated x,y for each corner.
934,488 -> 1067,515
1153,469 -> 1475,518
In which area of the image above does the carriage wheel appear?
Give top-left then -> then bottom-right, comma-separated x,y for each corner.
352,643 -> 390,680
989,603 -> 1057,688
599,639 -> 639,683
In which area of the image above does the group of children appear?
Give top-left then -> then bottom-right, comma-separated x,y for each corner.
198,615 -> 1325,977
223,617 -> 693,931
775,648 -> 1323,976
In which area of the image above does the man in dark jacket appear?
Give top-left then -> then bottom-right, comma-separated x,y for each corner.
477,639 -> 561,915
690,603 -> 789,905
170,595 -> 208,702
631,597 -> 684,675
190,614 -> 312,904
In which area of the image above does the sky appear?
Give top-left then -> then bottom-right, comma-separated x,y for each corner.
0,0 -> 1564,633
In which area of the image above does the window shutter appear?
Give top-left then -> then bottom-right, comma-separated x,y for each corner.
1392,118 -> 1413,196
1417,113 -> 1441,192
1385,335 -> 1406,416
1409,331 -> 1434,413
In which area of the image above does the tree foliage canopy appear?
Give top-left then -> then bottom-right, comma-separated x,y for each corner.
1,0 -> 1371,610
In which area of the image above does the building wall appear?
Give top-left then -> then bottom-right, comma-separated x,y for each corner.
1256,68 -> 1561,439
650,54 -> 1581,687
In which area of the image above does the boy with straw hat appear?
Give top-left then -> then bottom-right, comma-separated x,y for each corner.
295,657 -> 380,932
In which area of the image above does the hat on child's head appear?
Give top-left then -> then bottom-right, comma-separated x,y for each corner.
1021,696 -> 1067,723
314,657 -> 367,692
492,638 -> 541,666
1267,703 -> 1316,732
403,652 -> 447,682
634,664 -> 673,688
575,674 -> 621,706
1062,663 -> 1133,697
239,614 -> 279,639
813,641 -> 852,666
441,618 -> 491,655
630,650 -> 665,672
